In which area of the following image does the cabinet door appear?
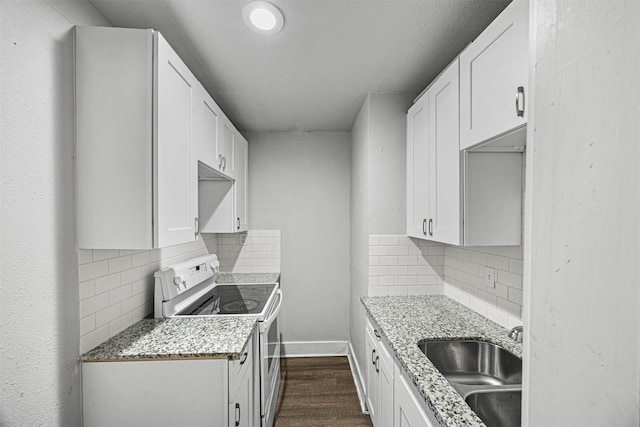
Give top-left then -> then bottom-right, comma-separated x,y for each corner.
229,336 -> 253,427
229,367 -> 252,427
155,32 -> 198,247
365,325 -> 379,426
427,60 -> 461,245
406,96 -> 429,239
394,369 -> 438,427
220,117 -> 236,179
235,133 -> 249,232
378,341 -> 394,427
459,0 -> 529,149
197,83 -> 222,172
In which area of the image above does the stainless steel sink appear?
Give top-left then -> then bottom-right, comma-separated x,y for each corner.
465,390 -> 521,427
417,340 -> 522,386
418,339 -> 522,426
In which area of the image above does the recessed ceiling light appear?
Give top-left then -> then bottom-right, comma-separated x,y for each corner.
242,1 -> 284,35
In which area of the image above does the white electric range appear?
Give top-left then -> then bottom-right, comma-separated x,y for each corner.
154,254 -> 282,427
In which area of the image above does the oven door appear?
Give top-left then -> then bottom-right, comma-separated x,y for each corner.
259,289 -> 282,427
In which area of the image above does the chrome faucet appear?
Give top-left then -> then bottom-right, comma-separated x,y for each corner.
508,326 -> 523,343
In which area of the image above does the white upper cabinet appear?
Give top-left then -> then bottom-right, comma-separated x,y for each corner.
219,116 -> 236,180
196,85 -> 236,180
199,125 -> 249,234
406,95 -> 429,240
155,32 -> 199,248
406,60 -> 461,246
459,0 -> 529,149
427,60 -> 461,245
197,83 -> 223,173
76,26 -> 198,249
234,134 -> 249,232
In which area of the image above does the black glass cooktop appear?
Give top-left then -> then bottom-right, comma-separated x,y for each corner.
177,284 -> 276,316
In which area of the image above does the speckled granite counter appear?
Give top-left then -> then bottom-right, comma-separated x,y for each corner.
82,317 -> 256,362
361,295 -> 523,427
216,272 -> 280,284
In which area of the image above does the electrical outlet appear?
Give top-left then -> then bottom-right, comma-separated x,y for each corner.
485,267 -> 496,289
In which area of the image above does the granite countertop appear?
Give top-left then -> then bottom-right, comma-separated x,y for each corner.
82,317 -> 257,362
216,272 -> 280,284
361,295 -> 522,427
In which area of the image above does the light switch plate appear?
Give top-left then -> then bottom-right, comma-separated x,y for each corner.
485,267 -> 496,288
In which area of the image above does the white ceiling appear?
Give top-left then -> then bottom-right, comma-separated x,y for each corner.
88,0 -> 510,132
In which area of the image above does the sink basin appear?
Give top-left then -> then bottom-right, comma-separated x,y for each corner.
465,389 -> 522,427
417,340 -> 521,385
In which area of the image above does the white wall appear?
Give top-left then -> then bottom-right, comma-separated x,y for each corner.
349,93 -> 411,385
246,131 -> 351,355
349,96 -> 371,380
0,1 -> 108,424
525,1 -> 640,425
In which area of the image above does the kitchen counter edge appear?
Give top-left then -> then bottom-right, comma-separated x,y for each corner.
361,295 -> 523,427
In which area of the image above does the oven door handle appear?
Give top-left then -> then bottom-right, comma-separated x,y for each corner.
259,289 -> 282,333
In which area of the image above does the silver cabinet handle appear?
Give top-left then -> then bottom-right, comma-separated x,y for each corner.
371,349 -> 377,366
237,217 -> 240,230
516,86 -> 525,117
374,330 -> 381,341
240,351 -> 248,365
422,219 -> 427,236
428,218 -> 433,237
223,156 -> 227,171
375,355 -> 379,373
235,402 -> 240,426
194,217 -> 199,237
219,154 -> 224,169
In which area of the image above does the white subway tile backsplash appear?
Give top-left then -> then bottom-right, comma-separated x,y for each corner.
93,249 -> 120,262
388,266 -> 408,276
78,237 -> 214,353
379,276 -> 399,286
369,235 -> 524,323
109,284 -> 132,305
79,280 -> 95,300
213,230 -> 281,273
379,236 -> 399,246
78,249 -> 93,265
110,312 -> 133,337
108,255 -> 132,274
388,286 -> 408,296
80,315 -> 96,336
95,304 -> 122,328
120,267 -> 141,285
79,260 -> 109,282
80,293 -> 109,318
94,273 -> 121,294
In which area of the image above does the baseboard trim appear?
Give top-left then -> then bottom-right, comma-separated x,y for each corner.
280,341 -> 349,358
348,342 -> 369,414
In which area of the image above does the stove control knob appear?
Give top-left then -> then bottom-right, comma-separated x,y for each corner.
173,275 -> 186,287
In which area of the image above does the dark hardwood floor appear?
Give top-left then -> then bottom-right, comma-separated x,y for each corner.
273,357 -> 373,427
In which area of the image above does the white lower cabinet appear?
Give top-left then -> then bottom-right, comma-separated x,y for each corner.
83,332 -> 255,427
366,317 -> 440,427
394,364 -> 439,427
228,333 -> 254,427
